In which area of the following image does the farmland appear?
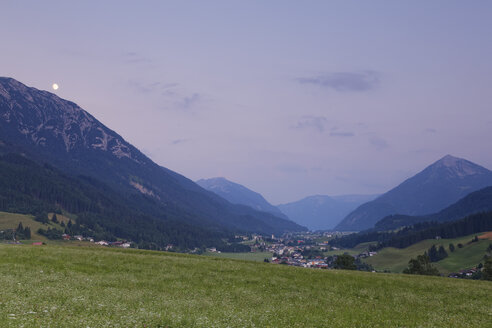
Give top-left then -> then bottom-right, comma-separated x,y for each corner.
0,243 -> 491,327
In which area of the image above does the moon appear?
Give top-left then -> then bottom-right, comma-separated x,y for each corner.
52,83 -> 59,90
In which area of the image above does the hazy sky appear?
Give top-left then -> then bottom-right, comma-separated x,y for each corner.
2,1 -> 492,204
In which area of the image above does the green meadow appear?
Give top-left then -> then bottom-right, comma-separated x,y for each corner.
364,233 -> 491,273
0,211 -> 72,242
204,251 -> 272,262
0,244 -> 491,327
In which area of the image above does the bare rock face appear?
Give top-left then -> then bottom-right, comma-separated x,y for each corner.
0,77 -> 142,162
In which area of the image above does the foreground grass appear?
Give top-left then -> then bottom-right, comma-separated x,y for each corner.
0,244 -> 491,327
204,251 -> 271,262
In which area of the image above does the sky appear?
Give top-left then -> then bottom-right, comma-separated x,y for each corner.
1,1 -> 492,204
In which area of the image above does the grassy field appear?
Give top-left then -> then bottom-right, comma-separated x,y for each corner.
0,244 -> 491,327
0,211 -> 73,242
0,211 -> 48,241
365,233 -> 492,273
204,251 -> 272,262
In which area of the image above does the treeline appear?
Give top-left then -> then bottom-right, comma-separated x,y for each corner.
0,153 -> 227,249
0,222 -> 31,240
331,211 -> 492,250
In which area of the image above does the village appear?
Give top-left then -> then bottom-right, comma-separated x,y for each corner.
208,231 -> 378,270
60,233 -> 132,248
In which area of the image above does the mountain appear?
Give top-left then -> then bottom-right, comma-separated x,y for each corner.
335,155 -> 492,231
0,152 -> 221,248
196,177 -> 289,220
0,77 -> 305,245
375,186 -> 492,231
277,194 -> 379,231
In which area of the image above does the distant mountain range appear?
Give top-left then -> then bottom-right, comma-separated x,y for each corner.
374,186 -> 492,231
196,177 -> 289,220
277,194 -> 379,231
335,155 -> 492,231
0,77 -> 305,248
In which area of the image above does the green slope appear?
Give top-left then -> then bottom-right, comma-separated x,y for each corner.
0,244 -> 491,327
0,211 -> 76,242
365,233 -> 491,273
0,211 -> 48,241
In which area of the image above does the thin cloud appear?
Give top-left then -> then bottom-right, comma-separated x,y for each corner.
178,93 -> 201,110
330,131 -> 355,137
292,116 -> 328,132
171,139 -> 189,145
424,128 -> 437,134
127,80 -> 179,96
275,164 -> 308,174
369,136 -> 389,150
123,52 -> 152,64
297,70 -> 380,92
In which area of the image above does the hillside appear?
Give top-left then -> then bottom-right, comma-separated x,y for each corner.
331,210 -> 492,251
364,233 -> 492,273
278,194 -> 378,230
0,212 -> 49,241
0,244 -> 490,327
0,77 -> 305,242
375,186 -> 492,231
196,177 -> 289,220
0,153 -> 224,248
336,155 -> 492,231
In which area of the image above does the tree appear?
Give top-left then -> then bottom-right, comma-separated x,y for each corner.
24,227 -> 31,239
403,254 -> 440,276
437,246 -> 448,260
34,213 -> 49,224
334,254 -> 356,270
51,214 -> 59,224
427,244 -> 447,262
427,245 -> 438,262
449,243 -> 455,252
482,257 -> 492,281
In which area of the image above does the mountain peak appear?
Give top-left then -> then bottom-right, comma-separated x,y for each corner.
197,177 -> 290,220
335,155 -> 492,231
435,154 -> 463,167
430,155 -> 489,177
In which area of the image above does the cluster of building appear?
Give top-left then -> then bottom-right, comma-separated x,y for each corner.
61,234 -> 131,248
448,267 -> 480,279
248,231 -> 377,269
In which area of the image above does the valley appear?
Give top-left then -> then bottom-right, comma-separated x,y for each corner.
3,3 -> 492,327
